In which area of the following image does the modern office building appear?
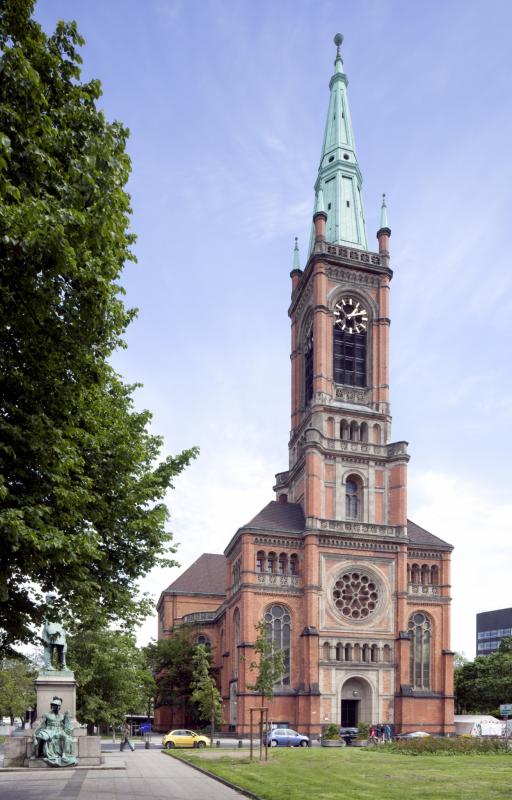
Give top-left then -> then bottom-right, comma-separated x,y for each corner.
476,608 -> 512,656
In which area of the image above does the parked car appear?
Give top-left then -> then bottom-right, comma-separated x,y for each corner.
394,731 -> 431,740
162,729 -> 211,749
266,728 -> 310,747
339,726 -> 358,745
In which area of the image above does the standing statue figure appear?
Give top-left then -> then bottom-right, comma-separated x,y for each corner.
41,593 -> 67,670
32,697 -> 76,767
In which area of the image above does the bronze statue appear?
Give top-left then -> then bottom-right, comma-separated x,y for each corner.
41,593 -> 67,670
32,697 -> 76,767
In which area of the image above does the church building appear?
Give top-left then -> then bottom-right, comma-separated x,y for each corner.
156,35 -> 455,737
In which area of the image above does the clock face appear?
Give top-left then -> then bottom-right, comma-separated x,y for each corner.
333,296 -> 368,334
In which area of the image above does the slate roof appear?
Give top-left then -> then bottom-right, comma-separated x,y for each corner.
407,519 -> 452,550
163,553 -> 227,596
241,501 -> 305,533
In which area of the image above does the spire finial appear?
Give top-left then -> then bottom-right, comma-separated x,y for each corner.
380,193 -> 388,229
292,237 -> 300,270
334,33 -> 343,58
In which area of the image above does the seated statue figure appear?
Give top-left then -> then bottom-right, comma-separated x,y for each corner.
41,593 -> 67,670
32,697 -> 76,767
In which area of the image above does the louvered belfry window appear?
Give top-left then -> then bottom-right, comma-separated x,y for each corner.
333,326 -> 366,387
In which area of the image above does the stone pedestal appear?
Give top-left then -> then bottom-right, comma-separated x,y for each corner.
3,669 -> 103,768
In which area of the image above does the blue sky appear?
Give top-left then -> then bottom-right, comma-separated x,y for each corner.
35,1 -> 512,658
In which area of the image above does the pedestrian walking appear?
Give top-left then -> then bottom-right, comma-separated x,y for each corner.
120,724 -> 135,752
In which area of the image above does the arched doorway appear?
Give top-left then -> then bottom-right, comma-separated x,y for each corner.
340,677 -> 372,726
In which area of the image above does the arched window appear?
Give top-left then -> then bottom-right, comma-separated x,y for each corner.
289,554 -> 299,576
340,419 -> 349,440
431,565 -> 439,585
353,643 -> 361,661
371,644 -> 379,663
264,605 -> 291,686
383,644 -> 391,663
233,608 -> 240,678
407,564 -> 411,584
266,552 -> 276,574
421,565 -> 430,585
373,423 -> 381,444
333,300 -> 367,387
256,551 -> 264,574
350,420 -> 359,441
304,328 -> 314,405
278,554 -> 287,576
408,612 -> 431,689
345,476 -> 362,520
323,642 -> 331,660
336,643 -> 343,661
196,634 -> 211,649
411,564 -> 420,584
344,643 -> 352,661
360,422 -> 368,442
362,644 -> 370,662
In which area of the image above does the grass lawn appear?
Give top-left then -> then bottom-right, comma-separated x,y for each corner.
166,747 -> 512,800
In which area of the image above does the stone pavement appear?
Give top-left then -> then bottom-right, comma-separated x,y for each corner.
0,748 -> 248,800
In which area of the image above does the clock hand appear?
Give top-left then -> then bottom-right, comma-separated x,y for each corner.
347,309 -> 366,318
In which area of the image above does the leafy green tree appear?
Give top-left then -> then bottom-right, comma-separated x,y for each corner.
455,637 -> 512,713
144,633 -> 199,728
191,644 -> 223,741
0,0 -> 197,655
67,628 -> 154,734
247,619 -> 286,708
0,657 -> 36,724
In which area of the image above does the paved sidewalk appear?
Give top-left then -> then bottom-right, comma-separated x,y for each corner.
0,748 -> 248,800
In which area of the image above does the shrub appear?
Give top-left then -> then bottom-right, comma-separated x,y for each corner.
357,722 -> 370,740
323,724 -> 341,740
381,737 -> 512,756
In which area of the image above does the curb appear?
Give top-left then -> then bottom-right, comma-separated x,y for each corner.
163,750 -> 264,800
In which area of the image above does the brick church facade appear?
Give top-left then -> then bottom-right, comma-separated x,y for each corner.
156,35 -> 455,737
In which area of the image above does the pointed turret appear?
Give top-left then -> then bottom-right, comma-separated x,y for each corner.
309,34 -> 367,252
377,192 -> 391,255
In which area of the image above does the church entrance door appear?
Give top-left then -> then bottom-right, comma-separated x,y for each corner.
341,699 -> 358,727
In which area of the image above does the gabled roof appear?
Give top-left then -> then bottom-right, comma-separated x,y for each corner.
241,501 -> 305,534
163,553 -> 226,596
407,519 -> 452,550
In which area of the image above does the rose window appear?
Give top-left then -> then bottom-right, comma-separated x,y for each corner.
332,571 -> 379,619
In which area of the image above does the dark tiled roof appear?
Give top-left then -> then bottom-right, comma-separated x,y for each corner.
164,553 -> 227,595
407,519 -> 452,550
242,501 -> 305,534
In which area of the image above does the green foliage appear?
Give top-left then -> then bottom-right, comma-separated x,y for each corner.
322,723 -> 340,740
0,656 -> 36,722
247,620 -> 286,703
191,644 -> 223,739
380,736 -> 512,756
67,628 -> 154,730
357,721 -> 370,739
0,0 -> 198,653
455,637 -> 512,713
144,633 -> 199,725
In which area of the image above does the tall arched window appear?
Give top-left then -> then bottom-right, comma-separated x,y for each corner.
278,553 -> 287,576
264,605 -> 291,686
408,612 -> 431,689
333,297 -> 368,387
345,476 -> 362,520
233,608 -> 240,678
256,551 -> 264,574
304,328 -> 314,404
266,552 -> 276,574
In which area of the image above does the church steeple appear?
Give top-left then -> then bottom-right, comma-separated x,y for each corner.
310,34 -> 367,252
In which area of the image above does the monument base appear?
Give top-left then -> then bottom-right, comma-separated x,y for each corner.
3,728 -> 103,768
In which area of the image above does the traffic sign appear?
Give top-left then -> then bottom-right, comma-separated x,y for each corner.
499,704 -> 512,716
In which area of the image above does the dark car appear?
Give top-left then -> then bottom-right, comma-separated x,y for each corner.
339,726 -> 358,745
266,728 -> 310,747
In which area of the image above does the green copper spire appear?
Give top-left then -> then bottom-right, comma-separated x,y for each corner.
380,193 -> 388,229
292,237 -> 301,270
309,34 -> 368,252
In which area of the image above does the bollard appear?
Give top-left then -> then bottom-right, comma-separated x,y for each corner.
216,740 -> 220,748
145,741 -> 150,749
238,739 -> 243,749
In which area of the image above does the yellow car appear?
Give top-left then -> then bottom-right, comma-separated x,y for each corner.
162,729 -> 211,749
